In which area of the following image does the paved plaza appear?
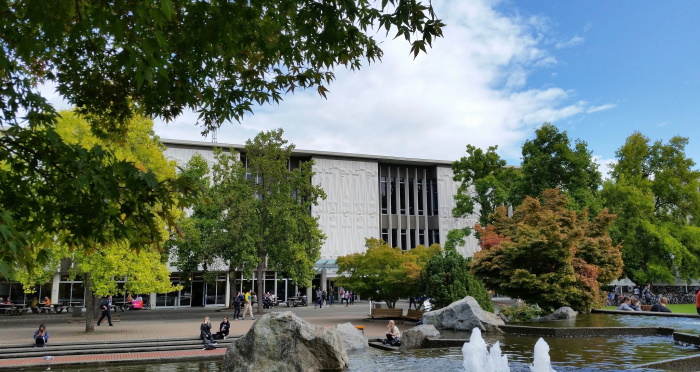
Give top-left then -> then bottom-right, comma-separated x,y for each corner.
0,300 -> 409,369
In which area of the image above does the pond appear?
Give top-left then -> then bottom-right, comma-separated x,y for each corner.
22,314 -> 700,371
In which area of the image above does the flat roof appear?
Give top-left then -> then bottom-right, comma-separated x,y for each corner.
161,138 -> 455,167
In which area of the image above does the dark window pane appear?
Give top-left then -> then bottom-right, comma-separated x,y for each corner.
399,178 -> 406,215
390,178 -> 397,214
418,182 -> 424,215
408,178 -> 415,215
380,177 -> 387,214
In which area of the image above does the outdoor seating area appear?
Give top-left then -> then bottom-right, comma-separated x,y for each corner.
0,303 -> 29,316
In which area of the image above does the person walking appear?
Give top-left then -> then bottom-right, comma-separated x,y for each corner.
315,288 -> 323,309
33,324 -> 49,348
233,291 -> 242,320
242,289 -> 255,320
328,287 -> 334,307
97,295 -> 113,326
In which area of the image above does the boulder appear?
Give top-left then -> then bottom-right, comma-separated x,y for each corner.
333,322 -> 368,350
223,311 -> 349,372
423,296 -> 504,333
534,306 -> 578,321
401,324 -> 440,349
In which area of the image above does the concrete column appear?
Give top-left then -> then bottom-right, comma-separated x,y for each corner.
305,286 -> 312,302
224,272 -> 231,308
150,293 -> 157,309
321,269 -> 327,291
51,272 -> 60,304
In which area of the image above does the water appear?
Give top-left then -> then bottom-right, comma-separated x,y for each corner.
462,328 -> 510,372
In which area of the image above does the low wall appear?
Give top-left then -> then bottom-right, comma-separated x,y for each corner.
500,325 -> 674,337
637,355 -> 700,371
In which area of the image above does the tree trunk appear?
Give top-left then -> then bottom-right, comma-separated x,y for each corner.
256,259 -> 266,314
84,274 -> 95,333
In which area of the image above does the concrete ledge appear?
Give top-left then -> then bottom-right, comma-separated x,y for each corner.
673,332 -> 700,346
424,337 -> 466,348
637,355 -> 700,371
501,325 -> 674,337
592,309 -> 700,319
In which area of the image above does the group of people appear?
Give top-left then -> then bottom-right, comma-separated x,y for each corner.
232,290 -> 256,321
617,295 -> 672,313
199,316 -> 231,349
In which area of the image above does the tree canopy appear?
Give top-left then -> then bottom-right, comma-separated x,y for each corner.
469,189 -> 622,312
336,238 -> 441,308
2,0 -> 444,135
602,132 -> 700,284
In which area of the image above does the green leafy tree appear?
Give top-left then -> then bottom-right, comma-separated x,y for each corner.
2,0 -> 444,135
469,189 -> 623,312
1,0 -> 443,279
198,129 -> 327,313
602,133 -> 700,284
336,238 -> 441,308
449,144 -> 522,247
419,247 -> 493,312
519,123 -> 602,211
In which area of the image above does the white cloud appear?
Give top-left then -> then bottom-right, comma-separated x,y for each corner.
156,0 -> 600,166
586,104 -> 616,114
593,156 -> 616,181
583,22 -> 593,32
658,121 -> 668,127
555,35 -> 585,49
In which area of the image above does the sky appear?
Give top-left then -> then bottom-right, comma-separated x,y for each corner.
45,0 -> 700,175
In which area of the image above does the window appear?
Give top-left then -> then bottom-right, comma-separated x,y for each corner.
381,229 -> 389,243
427,179 -> 438,216
429,229 -> 440,245
391,229 -> 398,248
419,230 -> 425,246
401,229 -> 407,250
417,182 -> 424,216
380,177 -> 387,214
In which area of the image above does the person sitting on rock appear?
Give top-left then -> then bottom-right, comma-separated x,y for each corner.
650,297 -> 672,313
383,320 -> 401,346
616,296 -> 634,311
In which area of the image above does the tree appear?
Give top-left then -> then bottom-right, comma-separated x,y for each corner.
197,129 -> 326,313
5,110 -> 188,332
602,133 -> 700,284
419,247 -> 493,311
1,0 -> 443,277
519,123 -> 602,211
336,238 -> 441,308
449,144 -> 522,247
2,0 -> 444,135
469,189 -> 623,312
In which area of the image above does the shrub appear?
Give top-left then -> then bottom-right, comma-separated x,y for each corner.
498,303 -> 544,322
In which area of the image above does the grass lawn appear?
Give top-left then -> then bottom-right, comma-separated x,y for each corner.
603,304 -> 698,314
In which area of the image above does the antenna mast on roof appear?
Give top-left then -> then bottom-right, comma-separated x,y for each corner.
211,128 -> 217,143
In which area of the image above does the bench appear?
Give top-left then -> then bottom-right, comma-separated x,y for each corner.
369,308 -> 403,319
53,305 -> 70,314
404,309 -> 425,321
39,306 -> 54,314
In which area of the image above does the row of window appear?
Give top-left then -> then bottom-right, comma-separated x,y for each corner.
380,177 -> 438,216
381,228 -> 440,250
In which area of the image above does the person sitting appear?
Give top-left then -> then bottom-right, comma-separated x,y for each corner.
34,324 -> 49,348
126,294 -> 133,303
200,316 -> 217,349
383,320 -> 401,346
215,316 -> 230,340
30,298 -> 39,313
40,296 -> 51,306
629,297 -> 642,311
616,296 -> 634,311
650,297 -> 672,313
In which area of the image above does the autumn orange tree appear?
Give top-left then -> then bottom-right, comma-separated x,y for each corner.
469,189 -> 623,312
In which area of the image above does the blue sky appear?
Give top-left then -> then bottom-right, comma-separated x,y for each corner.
144,0 -> 698,174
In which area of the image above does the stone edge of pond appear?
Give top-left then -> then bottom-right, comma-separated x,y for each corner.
592,309 -> 700,319
637,354 -> 700,371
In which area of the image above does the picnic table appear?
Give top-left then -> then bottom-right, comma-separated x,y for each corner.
0,303 -> 29,315
114,301 -> 133,312
285,296 -> 308,307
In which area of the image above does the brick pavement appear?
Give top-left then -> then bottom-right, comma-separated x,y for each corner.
0,301 -> 407,369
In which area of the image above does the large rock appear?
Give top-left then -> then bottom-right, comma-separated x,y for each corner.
401,324 -> 440,349
534,306 -> 578,321
423,296 -> 504,333
223,312 -> 349,372
333,322 -> 368,350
